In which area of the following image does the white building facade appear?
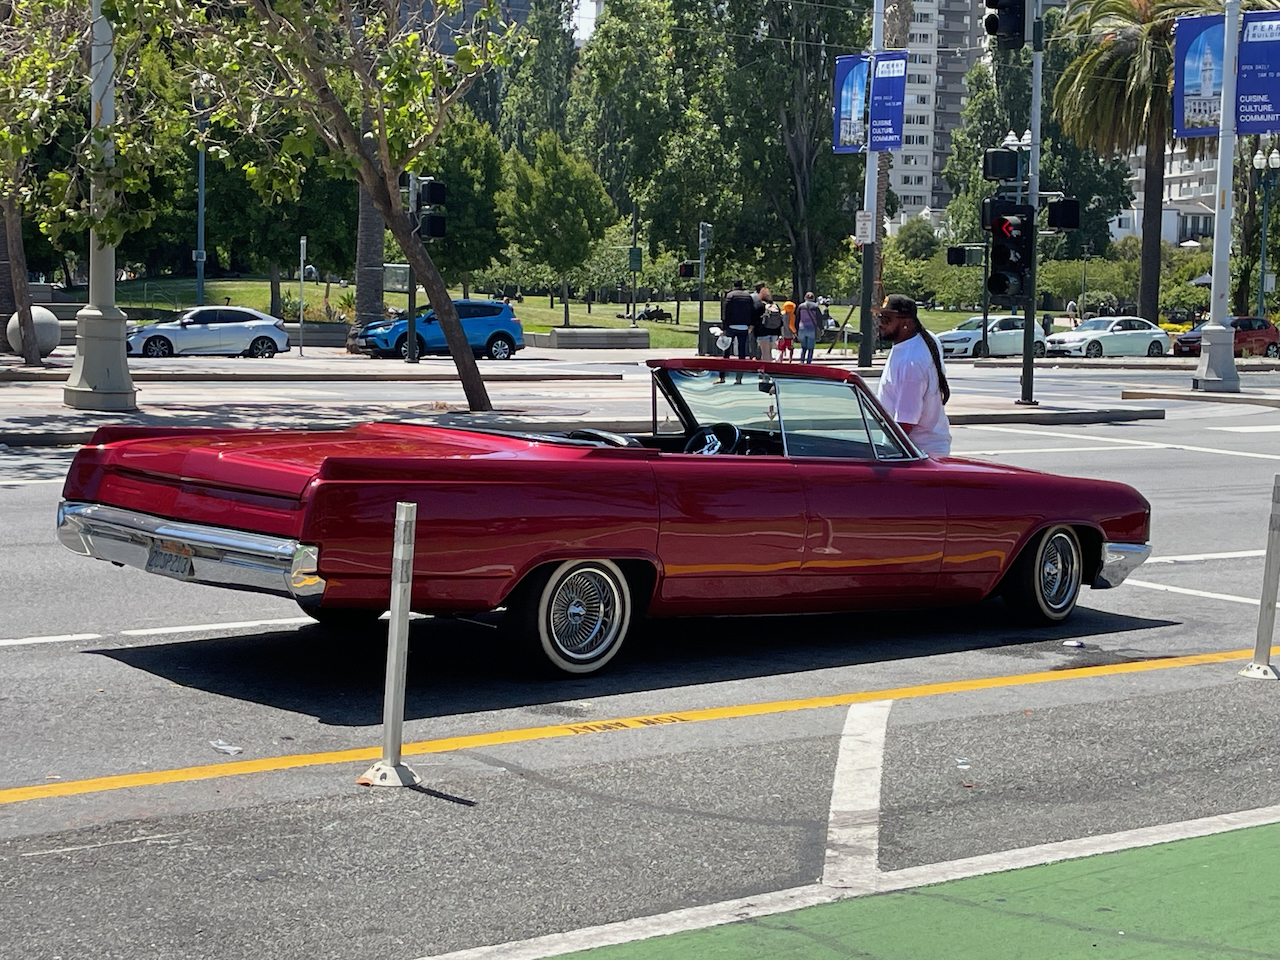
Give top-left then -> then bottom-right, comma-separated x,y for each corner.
1109,143 -> 1218,246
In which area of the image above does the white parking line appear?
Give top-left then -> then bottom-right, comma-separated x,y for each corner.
1148,550 -> 1266,564
1126,579 -> 1263,606
120,617 -> 313,637
0,478 -> 64,485
0,633 -> 102,648
1209,424 -> 1280,432
822,701 -> 892,888
953,445 -> 1153,456
966,425 -> 1280,461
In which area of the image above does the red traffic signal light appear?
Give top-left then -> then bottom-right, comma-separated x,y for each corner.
987,203 -> 1035,303
677,261 -> 697,278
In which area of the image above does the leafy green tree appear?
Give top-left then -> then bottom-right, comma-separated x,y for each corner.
1054,0 -> 1184,324
499,0 -> 575,156
716,0 -> 866,296
500,131 -> 616,326
188,0 -> 519,411
420,108 -> 506,298
895,217 -> 940,261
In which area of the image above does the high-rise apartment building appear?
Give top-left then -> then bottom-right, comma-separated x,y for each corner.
892,0 -> 984,227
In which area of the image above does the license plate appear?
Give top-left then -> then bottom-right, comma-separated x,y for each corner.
145,540 -> 193,580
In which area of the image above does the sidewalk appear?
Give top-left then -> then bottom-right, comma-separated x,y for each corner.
0,347 -> 1168,447
553,823 -> 1279,960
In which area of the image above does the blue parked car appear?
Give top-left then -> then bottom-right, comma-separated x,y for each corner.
354,299 -> 525,360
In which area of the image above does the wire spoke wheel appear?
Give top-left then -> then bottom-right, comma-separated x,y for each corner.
548,568 -> 620,660
522,559 -> 633,675
1037,530 -> 1081,614
1004,524 -> 1083,624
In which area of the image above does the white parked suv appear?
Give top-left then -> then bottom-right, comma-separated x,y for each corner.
938,314 -> 1047,358
127,306 -> 291,358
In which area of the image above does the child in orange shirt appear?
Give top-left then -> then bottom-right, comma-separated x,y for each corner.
779,301 -> 797,360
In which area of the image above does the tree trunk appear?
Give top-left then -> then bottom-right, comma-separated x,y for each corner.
269,262 -> 282,317
1232,139 -> 1260,316
363,175 -> 492,411
1138,126 -> 1165,324
0,193 -> 41,366
461,271 -> 470,300
561,277 -> 570,327
356,182 -> 384,328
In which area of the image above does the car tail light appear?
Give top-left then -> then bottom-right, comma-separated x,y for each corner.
274,320 -> 285,330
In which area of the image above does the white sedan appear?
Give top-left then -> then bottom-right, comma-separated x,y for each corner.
1046,316 -> 1170,358
127,306 -> 291,359
938,315 -> 1047,358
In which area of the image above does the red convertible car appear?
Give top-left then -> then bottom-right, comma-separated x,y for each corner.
57,358 -> 1150,675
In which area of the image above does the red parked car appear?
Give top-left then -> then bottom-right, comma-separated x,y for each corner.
1172,316 -> 1280,357
57,358 -> 1151,675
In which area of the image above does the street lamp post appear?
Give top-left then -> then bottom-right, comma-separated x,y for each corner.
1254,144 -> 1280,318
63,0 -> 136,412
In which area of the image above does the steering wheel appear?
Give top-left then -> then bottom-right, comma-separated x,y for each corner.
566,428 -> 643,448
683,422 -> 742,455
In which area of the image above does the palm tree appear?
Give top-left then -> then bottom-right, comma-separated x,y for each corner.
1054,0 -> 1278,324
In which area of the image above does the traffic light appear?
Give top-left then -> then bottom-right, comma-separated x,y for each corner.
416,177 -> 446,240
678,261 -> 697,278
418,178 -> 446,208
982,148 -> 1020,181
984,0 -> 1027,50
698,221 -> 713,250
987,203 -> 1035,304
947,246 -> 984,267
1047,198 -> 1081,230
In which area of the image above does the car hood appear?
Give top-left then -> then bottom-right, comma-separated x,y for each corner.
1048,330 -> 1097,342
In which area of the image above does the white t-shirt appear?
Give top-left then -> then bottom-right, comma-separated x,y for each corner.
878,332 -> 952,457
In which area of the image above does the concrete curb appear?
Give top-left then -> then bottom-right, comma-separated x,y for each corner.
1121,388 -> 1280,408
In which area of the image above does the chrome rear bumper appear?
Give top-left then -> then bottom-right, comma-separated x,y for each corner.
56,500 -> 325,600
1092,542 -> 1150,589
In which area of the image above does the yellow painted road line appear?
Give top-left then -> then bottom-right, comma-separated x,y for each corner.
3,644 -> 1275,808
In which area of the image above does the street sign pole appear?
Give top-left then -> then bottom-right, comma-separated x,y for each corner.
1194,0 -> 1242,393
298,235 -> 307,358
858,0 -> 885,370
1017,2 -> 1043,406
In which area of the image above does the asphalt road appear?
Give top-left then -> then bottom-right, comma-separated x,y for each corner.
2,364 -> 1280,959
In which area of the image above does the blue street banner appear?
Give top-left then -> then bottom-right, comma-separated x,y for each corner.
833,55 -> 870,154
1174,15 -> 1225,139
1237,11 -> 1280,134
868,51 -> 907,152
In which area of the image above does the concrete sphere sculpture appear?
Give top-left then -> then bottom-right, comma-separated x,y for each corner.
6,305 -> 61,357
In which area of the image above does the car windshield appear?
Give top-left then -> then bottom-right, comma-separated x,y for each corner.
667,369 -> 783,431
954,318 -> 985,331
1075,319 -> 1111,331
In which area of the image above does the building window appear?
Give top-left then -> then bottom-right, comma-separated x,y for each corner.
908,73 -> 931,85
908,32 -> 932,43
908,53 -> 933,64
904,134 -> 930,145
1118,217 -> 1130,229
902,175 -> 926,186
913,94 -> 930,105
912,12 -> 932,21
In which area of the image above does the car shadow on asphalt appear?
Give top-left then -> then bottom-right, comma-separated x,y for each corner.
95,602 -> 1177,727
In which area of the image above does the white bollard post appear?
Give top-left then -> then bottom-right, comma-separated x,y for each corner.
1242,476 -> 1280,680
357,501 -> 424,785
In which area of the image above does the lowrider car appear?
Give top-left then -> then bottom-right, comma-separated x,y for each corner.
57,358 -> 1151,675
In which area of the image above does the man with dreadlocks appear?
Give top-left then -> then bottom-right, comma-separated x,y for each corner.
875,294 -> 952,458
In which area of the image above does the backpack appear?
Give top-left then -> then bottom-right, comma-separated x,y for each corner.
761,306 -> 782,331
